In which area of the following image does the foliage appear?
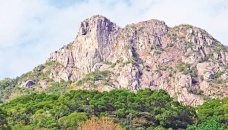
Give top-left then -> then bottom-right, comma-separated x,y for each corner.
0,107 -> 9,129
214,47 -> 221,54
187,117 -> 225,130
187,88 -> 204,95
1,89 -> 198,129
76,70 -> 112,87
0,78 -> 17,103
168,43 -> 174,47
0,77 -> 34,104
59,112 -> 88,129
155,51 -> 161,55
196,97 -> 228,128
0,62 -> 64,103
45,79 -> 72,95
185,42 -> 194,47
171,33 -> 177,41
214,71 -> 225,79
45,61 -> 60,67
105,61 -> 117,68
104,61 -> 113,65
176,62 -> 190,74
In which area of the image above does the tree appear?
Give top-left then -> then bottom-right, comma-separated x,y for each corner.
187,117 -> 224,130
58,112 -> 88,129
32,109 -> 57,129
0,108 -> 8,129
197,98 -> 228,127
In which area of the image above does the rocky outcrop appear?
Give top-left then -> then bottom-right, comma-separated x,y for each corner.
20,80 -> 35,88
41,15 -> 228,106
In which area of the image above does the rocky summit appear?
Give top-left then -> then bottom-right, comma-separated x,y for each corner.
2,15 -> 228,106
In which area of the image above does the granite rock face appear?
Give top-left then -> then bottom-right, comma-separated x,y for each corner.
44,15 -> 228,106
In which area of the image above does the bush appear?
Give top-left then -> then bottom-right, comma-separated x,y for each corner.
58,112 -> 88,129
76,70 -> 111,87
105,61 -> 112,65
169,43 -> 174,47
176,62 -> 190,73
187,117 -> 224,130
155,51 -> 161,55
0,108 -> 8,129
214,71 -> 225,79
185,42 -> 194,47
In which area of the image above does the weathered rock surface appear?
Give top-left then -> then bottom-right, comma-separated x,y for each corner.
23,15 -> 228,106
20,80 -> 35,88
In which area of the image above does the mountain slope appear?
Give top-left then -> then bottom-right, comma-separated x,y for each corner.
1,15 -> 228,106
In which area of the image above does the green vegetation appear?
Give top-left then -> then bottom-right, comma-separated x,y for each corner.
187,117 -> 224,130
185,24 -> 193,29
196,98 -> 228,128
175,62 -> 197,76
175,62 -> 198,77
155,51 -> 161,55
58,112 -> 88,129
214,47 -> 222,54
0,89 -> 227,129
0,107 -> 9,129
151,45 -> 155,50
66,41 -> 74,49
172,33 -> 177,41
45,79 -> 72,95
183,42 -> 194,53
185,42 -> 194,47
130,57 -> 137,64
0,89 -> 197,129
168,43 -> 174,47
76,70 -> 112,87
176,62 -> 190,72
0,78 -> 17,103
187,88 -> 204,95
0,61 -> 68,103
211,71 -> 226,86
214,71 -> 225,79
0,77 -> 34,104
105,61 -> 117,68
105,61 -> 113,65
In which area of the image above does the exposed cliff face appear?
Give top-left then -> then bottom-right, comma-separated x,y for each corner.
24,15 -> 228,106
48,16 -> 120,81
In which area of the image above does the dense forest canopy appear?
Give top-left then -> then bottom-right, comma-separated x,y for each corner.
0,89 -> 227,130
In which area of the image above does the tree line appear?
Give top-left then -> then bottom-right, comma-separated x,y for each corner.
0,89 -> 227,130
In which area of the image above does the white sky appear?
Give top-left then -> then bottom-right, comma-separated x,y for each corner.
0,0 -> 228,80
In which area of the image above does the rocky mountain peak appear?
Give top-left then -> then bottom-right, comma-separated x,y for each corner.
15,15 -> 228,106
134,19 -> 168,35
77,15 -> 119,36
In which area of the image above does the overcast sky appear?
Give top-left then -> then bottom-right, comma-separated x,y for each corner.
0,0 -> 228,80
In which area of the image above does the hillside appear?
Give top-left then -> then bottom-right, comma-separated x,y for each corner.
0,15 -> 228,106
1,89 -> 228,129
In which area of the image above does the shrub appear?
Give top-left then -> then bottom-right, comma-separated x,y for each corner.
185,42 -> 194,47
59,112 -> 88,129
155,51 -> 161,55
76,70 -> 111,87
172,34 -> 177,41
176,62 -> 190,73
214,71 -> 225,79
214,47 -> 221,54
105,61 -> 112,65
169,43 -> 174,47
